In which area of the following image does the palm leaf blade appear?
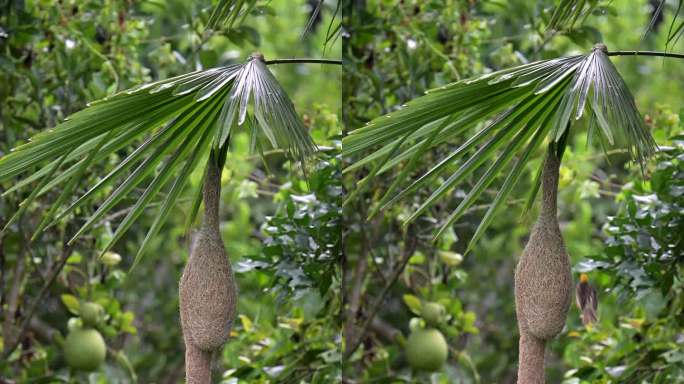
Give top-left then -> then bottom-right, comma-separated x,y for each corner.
435,76 -> 570,235
465,120 -> 554,252
345,46 -> 656,243
68,91 -> 228,245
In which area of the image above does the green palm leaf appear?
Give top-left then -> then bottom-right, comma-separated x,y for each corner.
206,0 -> 257,30
665,0 -> 684,51
546,0 -> 602,32
343,45 -> 656,249
644,0 -> 683,51
0,54 -> 315,262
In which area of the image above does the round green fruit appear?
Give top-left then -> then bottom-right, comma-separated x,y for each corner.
63,328 -> 106,371
438,251 -> 463,267
79,302 -> 104,326
100,251 -> 121,267
421,302 -> 446,326
405,328 -> 448,372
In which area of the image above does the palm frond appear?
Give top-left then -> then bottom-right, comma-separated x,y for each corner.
0,55 -> 315,262
635,0 -> 683,50
206,0 -> 257,31
547,0 -> 598,32
299,0 -> 341,52
666,0 -> 684,51
301,0 -> 324,39
552,45 -> 656,164
643,0 -> 668,42
642,0 -> 684,48
343,45 -> 656,249
216,55 -> 317,162
324,1 -> 342,52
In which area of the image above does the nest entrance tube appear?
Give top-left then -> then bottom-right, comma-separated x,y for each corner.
514,147 -> 572,383
179,158 -> 238,383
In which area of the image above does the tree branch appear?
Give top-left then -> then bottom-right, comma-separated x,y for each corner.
2,223 -> 27,356
1,242 -> 74,360
345,206 -> 369,348
265,58 -> 342,66
344,231 -> 418,359
608,50 -> 684,59
28,317 -> 61,344
369,317 -> 405,345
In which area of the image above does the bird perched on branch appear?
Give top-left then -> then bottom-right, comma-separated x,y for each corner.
575,273 -> 598,325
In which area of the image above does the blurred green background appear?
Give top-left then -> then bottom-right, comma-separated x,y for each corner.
343,0 -> 683,383
0,0 -> 341,382
1,0 -> 683,382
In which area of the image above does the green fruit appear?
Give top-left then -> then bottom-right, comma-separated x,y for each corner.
438,251 -> 463,267
80,302 -> 104,326
421,302 -> 446,326
405,328 -> 448,372
63,328 -> 106,371
100,251 -> 121,266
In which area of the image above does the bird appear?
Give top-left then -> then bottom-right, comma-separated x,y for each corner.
575,273 -> 598,325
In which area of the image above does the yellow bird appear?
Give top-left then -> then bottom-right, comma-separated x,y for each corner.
575,273 -> 598,325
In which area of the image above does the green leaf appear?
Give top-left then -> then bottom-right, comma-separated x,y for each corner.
403,294 -> 422,315
93,90 -> 228,251
31,130 -> 115,240
368,115 -> 456,218
1,151 -> 71,234
435,76 -> 571,236
130,116 -> 216,269
60,294 -> 80,315
206,0 -> 257,30
547,0 -> 597,32
465,113 -> 555,253
184,169 -> 206,235
404,82 -> 567,225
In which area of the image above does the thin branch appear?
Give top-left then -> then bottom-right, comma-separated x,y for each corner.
0,229 -> 5,303
28,317 -> 61,344
2,222 -> 27,356
345,214 -> 369,348
369,317 -> 405,345
608,50 -> 684,59
1,242 -> 74,360
344,231 -> 418,359
265,58 -> 342,66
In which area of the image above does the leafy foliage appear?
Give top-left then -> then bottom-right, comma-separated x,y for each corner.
342,2 -> 497,382
251,150 -> 342,298
564,134 -> 684,383
223,149 -> 342,383
0,0 -> 341,382
599,142 -> 682,298
342,1 -> 682,383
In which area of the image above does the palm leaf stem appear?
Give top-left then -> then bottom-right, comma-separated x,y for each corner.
264,58 -> 342,65
608,50 -> 684,59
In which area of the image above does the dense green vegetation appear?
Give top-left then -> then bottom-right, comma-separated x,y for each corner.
0,0 -> 340,382
343,0 -> 683,382
1,0 -> 682,383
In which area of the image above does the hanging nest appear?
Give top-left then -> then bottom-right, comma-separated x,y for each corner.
179,160 -> 238,383
514,149 -> 572,384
